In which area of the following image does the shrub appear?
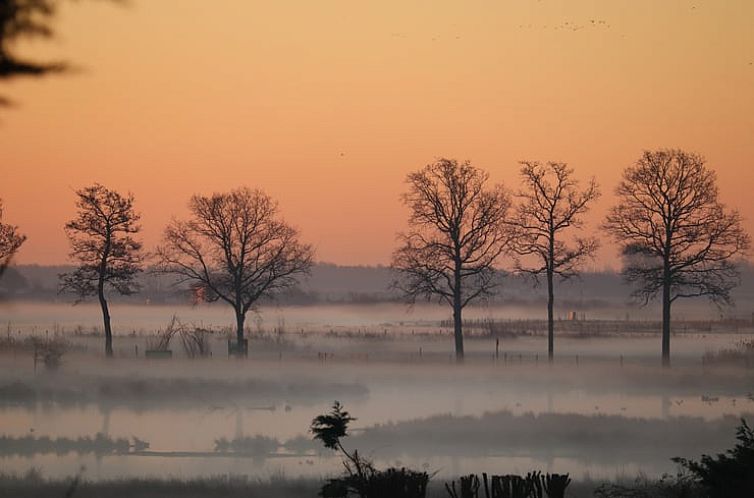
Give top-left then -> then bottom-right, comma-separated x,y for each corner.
311,402 -> 429,498
673,418 -> 754,498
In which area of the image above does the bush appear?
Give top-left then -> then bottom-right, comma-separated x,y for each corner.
594,473 -> 701,498
311,402 -> 429,498
673,418 -> 754,498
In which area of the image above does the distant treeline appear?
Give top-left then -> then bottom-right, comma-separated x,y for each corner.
0,377 -> 368,409
3,263 -> 754,310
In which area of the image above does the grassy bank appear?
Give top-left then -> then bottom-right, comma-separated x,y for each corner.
0,472 -> 609,498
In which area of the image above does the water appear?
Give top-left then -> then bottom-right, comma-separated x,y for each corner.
0,302 -> 752,482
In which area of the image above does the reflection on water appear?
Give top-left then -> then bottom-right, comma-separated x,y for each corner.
1,361 -> 753,480
0,453 -> 653,481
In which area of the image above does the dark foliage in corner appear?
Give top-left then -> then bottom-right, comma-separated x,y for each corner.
673,418 -> 754,498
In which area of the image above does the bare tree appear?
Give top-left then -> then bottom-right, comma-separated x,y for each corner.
508,162 -> 600,360
604,149 -> 750,365
59,184 -> 143,357
391,159 -> 512,360
0,198 -> 26,277
155,187 -> 313,353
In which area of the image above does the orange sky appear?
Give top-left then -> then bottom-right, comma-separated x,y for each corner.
1,0 -> 753,267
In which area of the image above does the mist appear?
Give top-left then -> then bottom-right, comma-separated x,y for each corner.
1,299 -> 752,490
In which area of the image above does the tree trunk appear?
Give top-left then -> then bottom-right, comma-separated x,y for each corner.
235,309 -> 246,351
453,300 -> 464,361
547,267 -> 554,362
662,280 -> 671,367
98,235 -> 113,358
98,281 -> 113,357
662,233 -> 672,367
453,260 -> 464,361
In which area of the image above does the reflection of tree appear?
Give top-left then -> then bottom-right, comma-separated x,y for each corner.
100,406 -> 111,436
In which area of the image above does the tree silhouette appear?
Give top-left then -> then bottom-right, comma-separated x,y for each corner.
508,162 -> 600,360
604,149 -> 750,365
155,187 -> 313,353
0,0 -> 64,82
674,419 -> 754,498
0,198 -> 26,277
311,401 -> 356,452
59,184 -> 143,357
0,0 -> 121,105
391,159 -> 512,360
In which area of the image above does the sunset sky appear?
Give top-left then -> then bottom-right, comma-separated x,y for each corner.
1,0 -> 752,267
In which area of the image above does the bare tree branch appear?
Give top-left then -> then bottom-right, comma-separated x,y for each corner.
154,187 -> 314,351
506,161 -> 600,359
390,158 -> 513,359
603,149 -> 751,364
0,198 -> 26,278
58,184 -> 143,357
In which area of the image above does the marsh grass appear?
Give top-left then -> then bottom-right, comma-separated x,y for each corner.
0,472 -> 637,498
0,473 -> 321,498
703,339 -> 754,367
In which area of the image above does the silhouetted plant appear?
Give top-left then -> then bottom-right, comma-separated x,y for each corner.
180,325 -> 212,358
594,472 -> 701,498
0,199 -> 25,278
363,468 -> 429,498
311,401 -> 373,482
508,162 -> 600,360
0,1 -> 65,82
59,184 -> 143,357
702,339 -> 754,367
446,474 -> 479,498
591,421 -> 754,498
448,472 -> 569,498
391,159 -> 513,360
604,149 -> 750,365
673,418 -> 754,498
320,478 -> 349,498
541,473 -> 571,498
312,401 -> 356,451
155,187 -> 313,353
0,0 -> 121,105
311,401 -> 429,498
146,315 -> 179,353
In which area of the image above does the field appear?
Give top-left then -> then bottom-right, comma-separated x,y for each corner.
0,302 -> 753,496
